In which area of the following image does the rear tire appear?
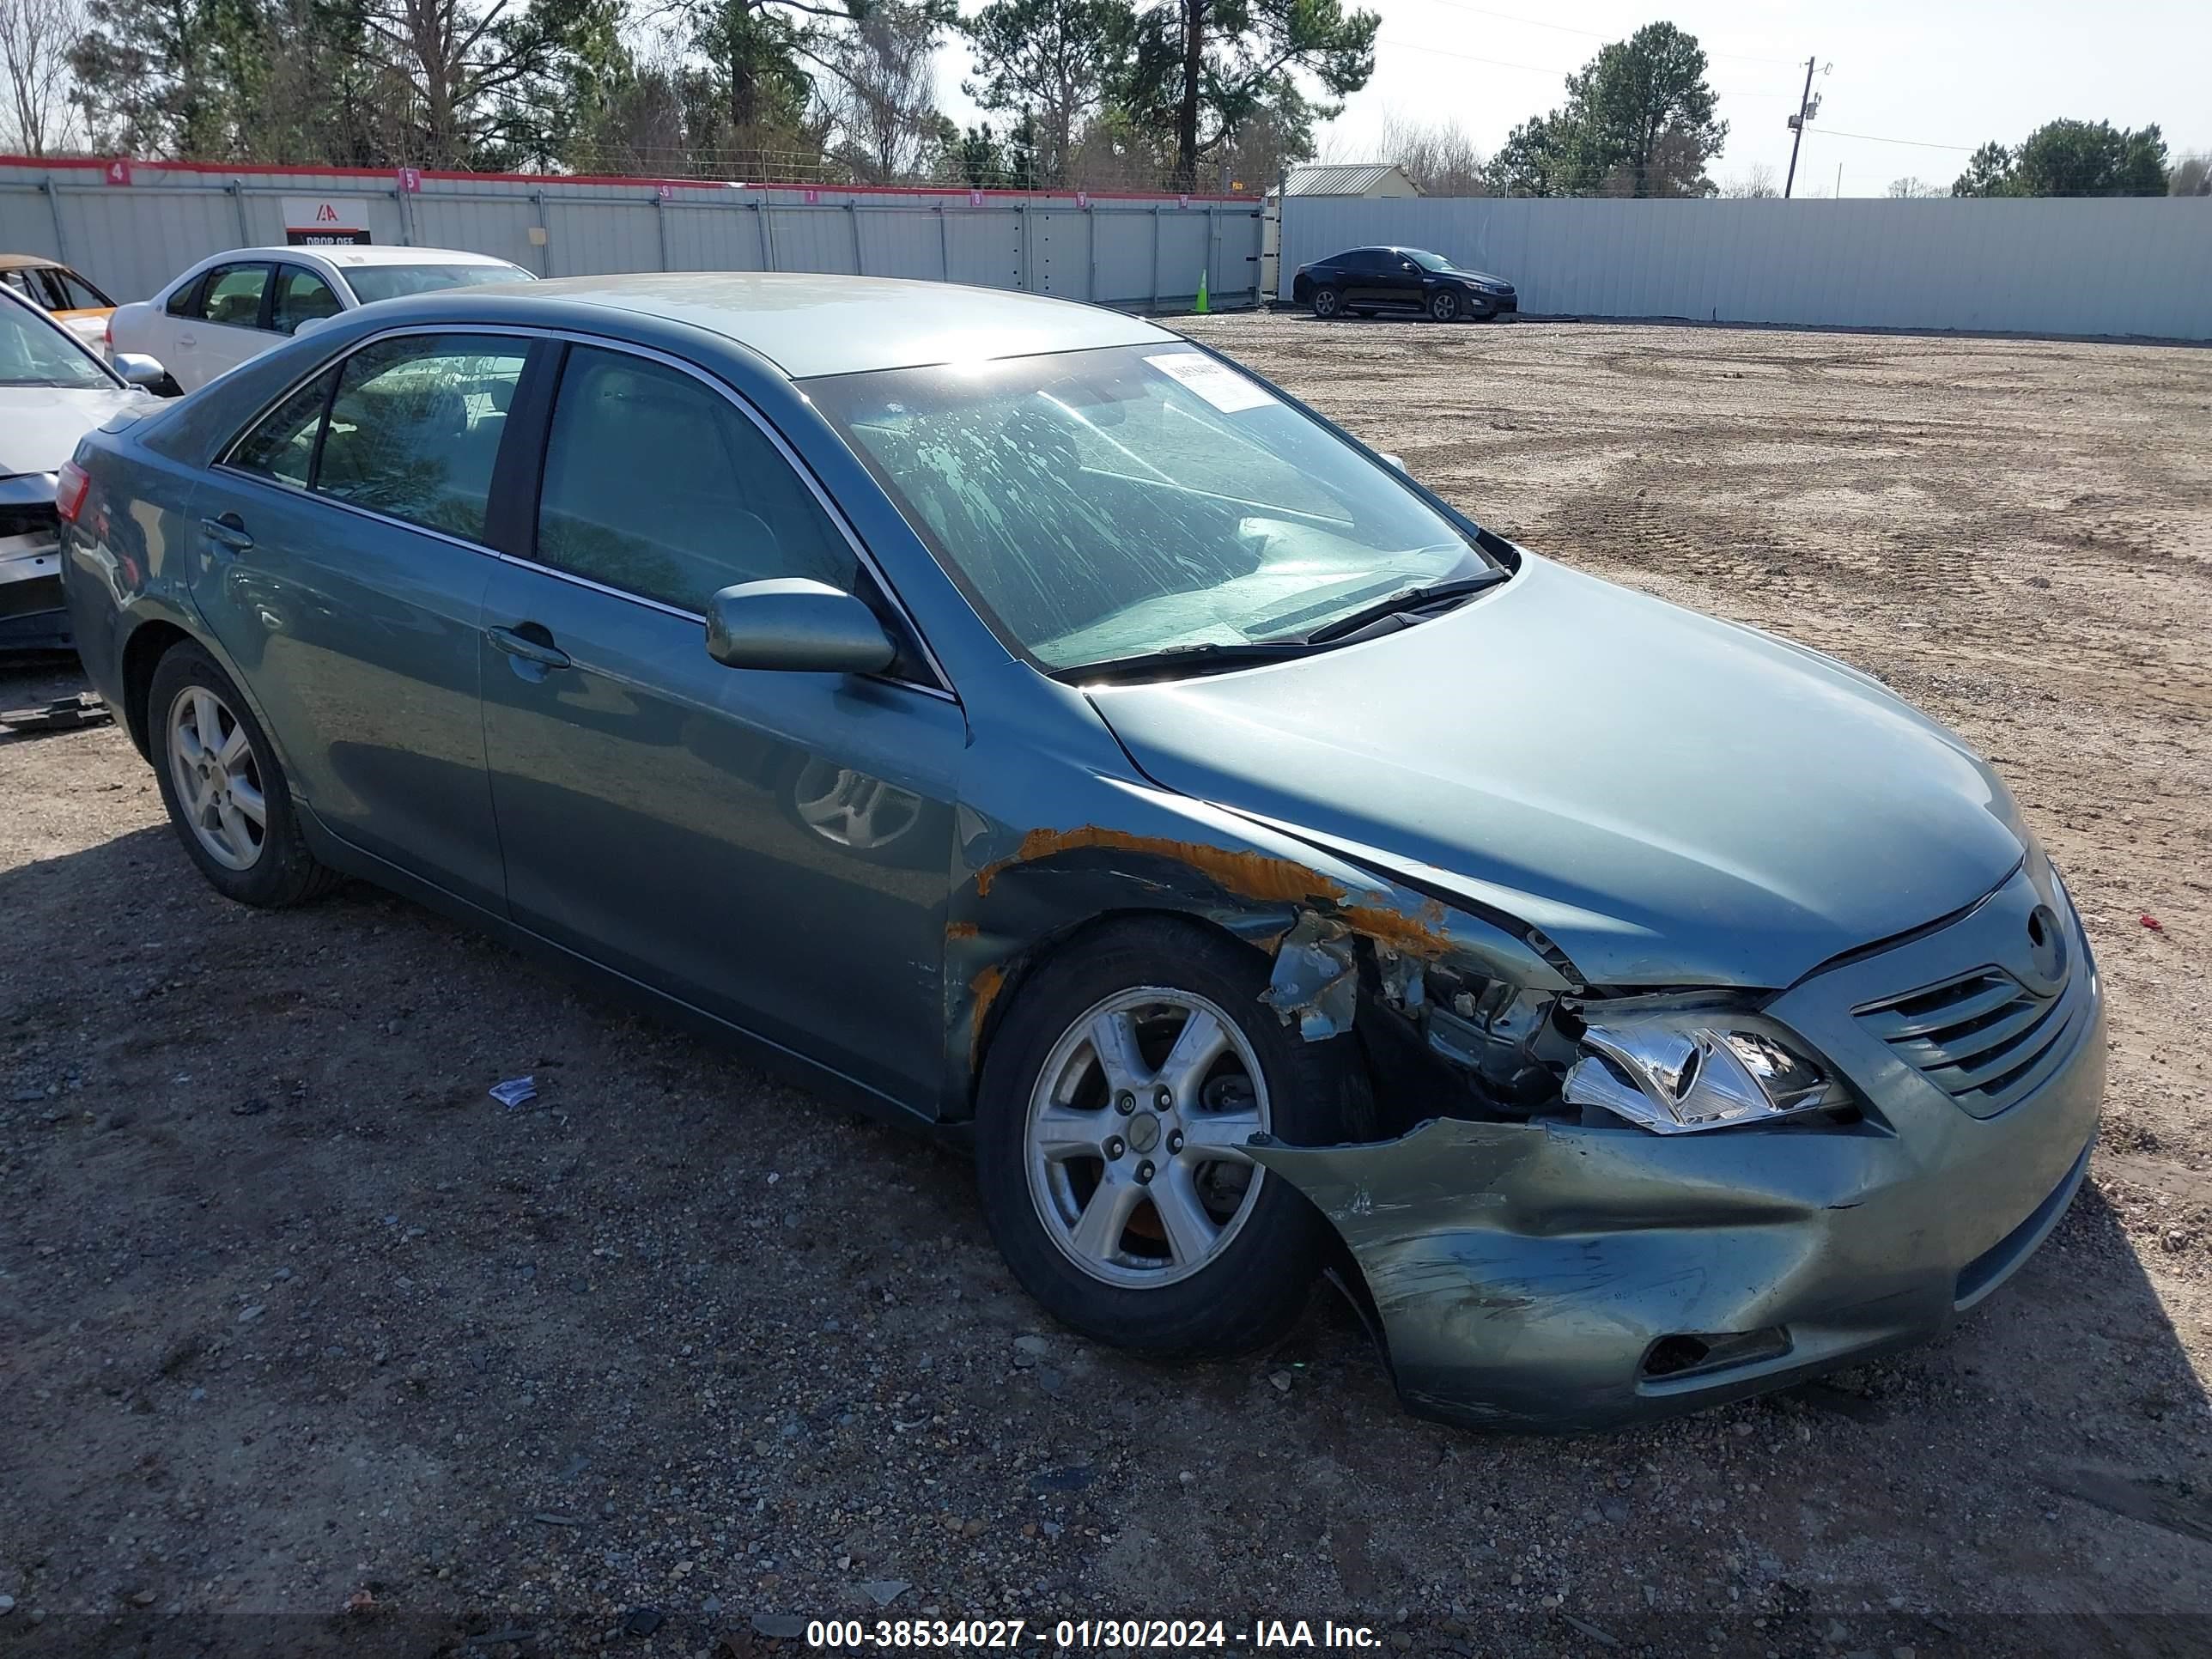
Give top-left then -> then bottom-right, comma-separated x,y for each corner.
148,641 -> 338,909
1310,285 -> 1343,319
975,917 -> 1359,1356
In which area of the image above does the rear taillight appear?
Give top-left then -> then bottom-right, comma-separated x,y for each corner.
103,314 -> 113,346
54,459 -> 92,524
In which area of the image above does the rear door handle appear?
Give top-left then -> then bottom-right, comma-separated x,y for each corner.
488,624 -> 572,670
176,331 -> 197,347
200,513 -> 253,553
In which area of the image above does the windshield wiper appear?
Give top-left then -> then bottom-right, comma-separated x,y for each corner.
1059,640 -> 1322,685
1298,573 -> 1506,646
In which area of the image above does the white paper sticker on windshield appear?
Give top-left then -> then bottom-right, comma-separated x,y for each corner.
1145,351 -> 1277,413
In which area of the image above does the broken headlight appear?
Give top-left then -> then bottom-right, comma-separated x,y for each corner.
1563,1015 -> 1843,1134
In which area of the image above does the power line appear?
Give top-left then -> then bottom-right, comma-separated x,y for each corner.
1803,126 -> 1980,152
1373,37 -> 1571,79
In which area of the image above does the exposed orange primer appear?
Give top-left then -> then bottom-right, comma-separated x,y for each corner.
968,963 -> 1007,1066
973,825 -> 1349,908
1341,898 -> 1455,961
945,921 -> 980,940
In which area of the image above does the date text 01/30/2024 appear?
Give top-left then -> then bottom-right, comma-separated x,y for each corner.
802,1619 -> 1383,1650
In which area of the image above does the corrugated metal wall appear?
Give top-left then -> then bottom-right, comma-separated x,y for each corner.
1279,196 -> 2212,341
0,161 -> 1264,312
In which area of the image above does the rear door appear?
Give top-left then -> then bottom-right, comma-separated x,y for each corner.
197,329 -> 529,908
1344,250 -> 1397,308
478,340 -> 964,1103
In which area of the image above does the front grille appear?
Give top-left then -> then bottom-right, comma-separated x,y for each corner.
1856,966 -> 2086,1118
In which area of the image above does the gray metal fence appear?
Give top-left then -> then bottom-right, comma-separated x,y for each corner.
1279,194 -> 2212,342
0,158 -> 1265,313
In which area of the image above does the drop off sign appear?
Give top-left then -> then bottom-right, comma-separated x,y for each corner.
282,198 -> 372,246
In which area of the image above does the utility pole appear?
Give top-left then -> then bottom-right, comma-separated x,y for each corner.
1784,55 -> 1819,198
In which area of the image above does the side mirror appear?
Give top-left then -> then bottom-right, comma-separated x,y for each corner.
1377,452 -> 1408,471
705,578 -> 897,675
294,314 -> 331,337
112,352 -> 168,392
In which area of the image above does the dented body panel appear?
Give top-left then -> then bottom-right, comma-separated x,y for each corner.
1248,866 -> 2104,1430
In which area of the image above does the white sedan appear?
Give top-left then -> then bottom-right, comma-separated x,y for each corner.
0,287 -> 166,652
107,246 -> 533,392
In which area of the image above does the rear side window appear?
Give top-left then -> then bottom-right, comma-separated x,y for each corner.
196,264 -> 271,328
533,346 -> 855,612
313,335 -> 526,542
229,370 -> 337,490
270,265 -> 343,336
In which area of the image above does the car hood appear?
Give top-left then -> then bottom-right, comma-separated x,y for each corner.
1085,556 -> 2027,989
0,385 -> 139,475
1449,269 -> 1510,288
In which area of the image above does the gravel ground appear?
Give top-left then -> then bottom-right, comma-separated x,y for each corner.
3,315 -> 2209,1659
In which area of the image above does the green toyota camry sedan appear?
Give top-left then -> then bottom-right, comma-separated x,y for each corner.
57,274 -> 2101,1431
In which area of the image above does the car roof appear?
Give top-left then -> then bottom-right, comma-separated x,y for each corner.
514,271 -> 1178,380
194,246 -> 521,269
0,252 -> 66,272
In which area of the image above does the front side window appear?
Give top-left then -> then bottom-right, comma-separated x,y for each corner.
342,264 -> 534,305
229,370 -> 337,489
313,335 -> 526,542
534,346 -> 855,612
0,295 -> 112,389
806,343 -> 1499,672
271,266 -> 343,335
197,264 -> 271,329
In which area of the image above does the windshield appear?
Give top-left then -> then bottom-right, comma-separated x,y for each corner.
0,295 -> 113,389
343,264 -> 535,304
806,343 -> 1498,672
1407,249 -> 1460,273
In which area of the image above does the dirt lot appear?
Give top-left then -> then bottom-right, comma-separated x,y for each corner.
3,315 -> 2210,1659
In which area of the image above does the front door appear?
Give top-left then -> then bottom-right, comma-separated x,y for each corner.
194,330 -> 527,910
186,262 -> 277,387
479,343 -> 963,1104
1379,251 -> 1425,309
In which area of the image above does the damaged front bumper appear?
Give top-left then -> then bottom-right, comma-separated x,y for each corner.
1249,867 -> 2106,1431
1,473 -> 70,653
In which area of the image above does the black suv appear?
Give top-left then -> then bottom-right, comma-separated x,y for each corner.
1291,246 -> 1517,322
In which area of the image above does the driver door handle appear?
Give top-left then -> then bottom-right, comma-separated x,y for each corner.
488,624 -> 571,670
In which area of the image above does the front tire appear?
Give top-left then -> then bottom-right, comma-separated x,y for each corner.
975,918 -> 1359,1356
1310,285 -> 1343,319
148,641 -> 337,908
1428,289 -> 1462,322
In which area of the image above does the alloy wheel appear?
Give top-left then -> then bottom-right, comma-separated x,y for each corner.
1024,987 -> 1271,1288
166,684 -> 266,871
